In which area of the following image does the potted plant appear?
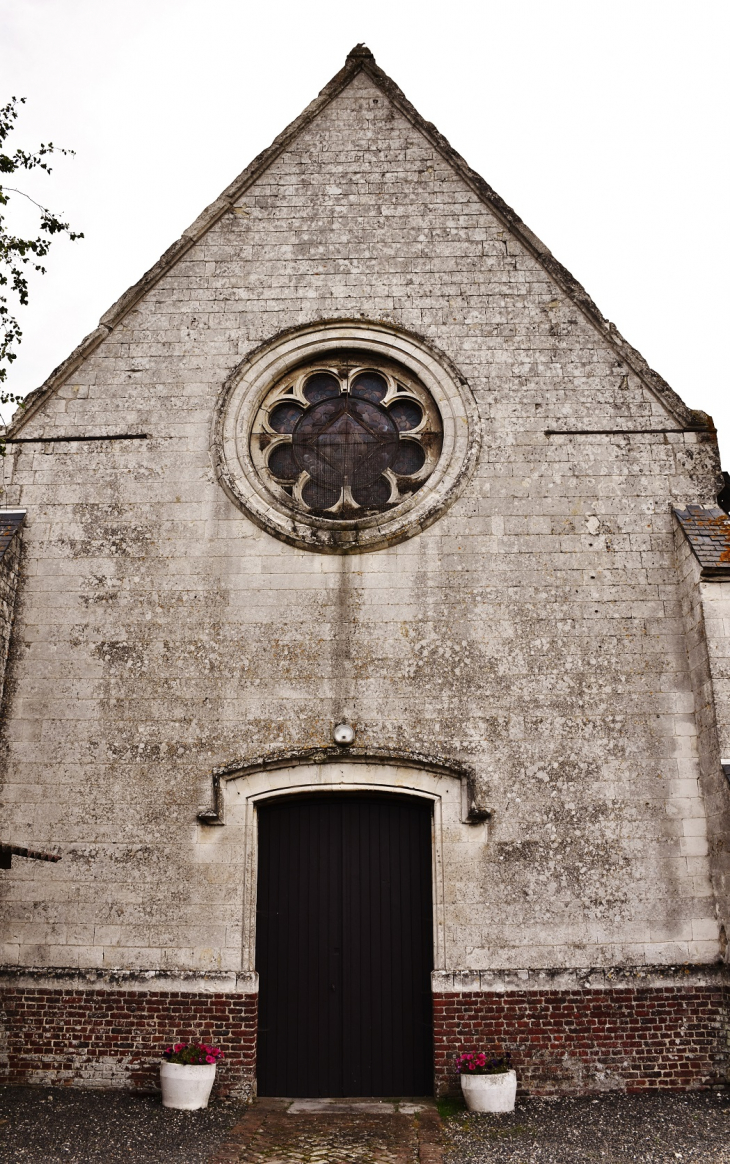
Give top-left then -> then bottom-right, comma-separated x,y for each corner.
160,1042 -> 224,1110
455,1051 -> 517,1113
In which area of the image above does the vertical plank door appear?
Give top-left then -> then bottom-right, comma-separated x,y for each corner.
256,793 -> 433,1096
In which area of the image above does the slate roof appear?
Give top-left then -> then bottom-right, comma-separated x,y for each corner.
674,505 -> 730,578
0,511 -> 25,562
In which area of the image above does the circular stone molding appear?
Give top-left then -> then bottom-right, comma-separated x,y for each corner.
213,321 -> 481,553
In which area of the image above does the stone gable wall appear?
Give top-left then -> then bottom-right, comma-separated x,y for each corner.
0,70 -> 725,976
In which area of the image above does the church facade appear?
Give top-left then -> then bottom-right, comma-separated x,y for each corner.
1,45 -> 730,1097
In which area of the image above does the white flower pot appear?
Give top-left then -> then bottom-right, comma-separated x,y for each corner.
160,1061 -> 217,1110
460,1070 -> 517,1113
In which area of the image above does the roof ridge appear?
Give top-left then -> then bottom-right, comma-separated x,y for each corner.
8,44 -> 705,435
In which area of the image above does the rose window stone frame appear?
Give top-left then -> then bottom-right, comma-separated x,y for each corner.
213,321 -> 481,554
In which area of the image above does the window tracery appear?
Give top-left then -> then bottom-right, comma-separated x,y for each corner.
215,320 -> 479,553
250,352 -> 442,517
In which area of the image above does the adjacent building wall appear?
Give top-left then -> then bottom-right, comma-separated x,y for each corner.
674,519 -> 730,943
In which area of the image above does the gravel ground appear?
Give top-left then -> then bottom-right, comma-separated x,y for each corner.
443,1091 -> 730,1164
2,1087 -> 730,1163
0,1086 -> 243,1163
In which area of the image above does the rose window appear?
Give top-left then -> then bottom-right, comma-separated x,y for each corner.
250,353 -> 443,516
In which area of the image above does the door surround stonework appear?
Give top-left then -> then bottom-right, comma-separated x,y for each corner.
197,758 -> 486,975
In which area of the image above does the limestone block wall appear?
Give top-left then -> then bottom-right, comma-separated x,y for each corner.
0,66 -> 724,978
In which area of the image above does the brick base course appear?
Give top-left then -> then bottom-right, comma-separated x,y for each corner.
433,986 -> 727,1096
0,988 -> 257,1097
1,980 -> 726,1097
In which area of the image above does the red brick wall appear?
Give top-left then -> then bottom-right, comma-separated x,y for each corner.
433,987 -> 727,1096
0,988 -> 257,1097
2,982 -> 725,1097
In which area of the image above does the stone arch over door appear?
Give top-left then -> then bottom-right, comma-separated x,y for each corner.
197,755 -> 490,974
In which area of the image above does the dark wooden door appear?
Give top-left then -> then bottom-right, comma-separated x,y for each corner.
256,793 -> 434,1097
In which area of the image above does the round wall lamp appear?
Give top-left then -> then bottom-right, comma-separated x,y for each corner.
333,723 -> 355,746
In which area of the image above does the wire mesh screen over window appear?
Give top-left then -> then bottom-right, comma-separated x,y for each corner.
250,352 -> 443,517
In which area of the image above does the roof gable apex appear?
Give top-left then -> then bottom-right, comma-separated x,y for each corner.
9,45 -> 707,435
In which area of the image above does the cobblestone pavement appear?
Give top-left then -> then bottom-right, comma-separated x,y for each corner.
209,1098 -> 443,1164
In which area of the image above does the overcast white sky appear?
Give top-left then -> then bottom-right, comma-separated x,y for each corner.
2,0 -> 729,466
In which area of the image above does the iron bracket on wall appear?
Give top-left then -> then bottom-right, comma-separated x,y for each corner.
197,745 -> 491,827
0,843 -> 62,869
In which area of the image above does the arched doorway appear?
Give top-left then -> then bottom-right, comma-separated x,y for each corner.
255,792 -> 434,1097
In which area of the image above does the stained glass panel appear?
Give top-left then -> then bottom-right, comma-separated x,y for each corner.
352,476 -> 392,508
268,444 -> 298,480
388,400 -> 423,432
392,441 -> 426,476
301,479 -> 341,511
269,402 -> 304,434
303,373 -> 340,404
351,372 -> 388,404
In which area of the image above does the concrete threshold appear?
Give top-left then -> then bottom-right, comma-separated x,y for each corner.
286,1098 -> 432,1114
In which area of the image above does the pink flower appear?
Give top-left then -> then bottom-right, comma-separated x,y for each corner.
174,1043 -> 184,1053
205,1055 -> 216,1064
